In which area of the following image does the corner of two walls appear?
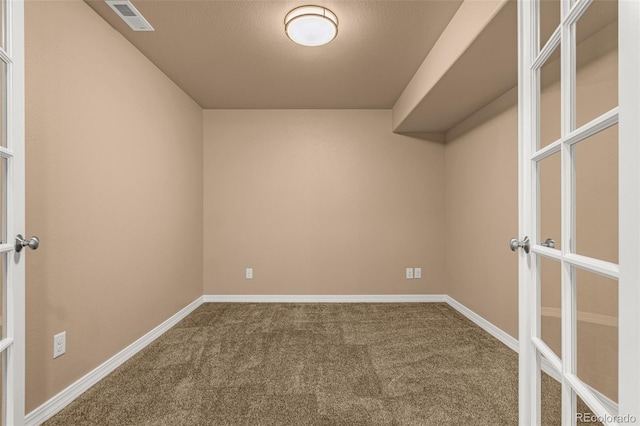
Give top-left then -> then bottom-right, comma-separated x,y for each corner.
24,0 -> 449,411
443,88 -> 519,340
25,1 -> 203,412
24,1 -> 449,411
198,103 -> 520,331
441,22 -> 619,403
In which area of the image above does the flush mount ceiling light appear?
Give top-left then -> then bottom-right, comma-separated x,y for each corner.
285,6 -> 338,47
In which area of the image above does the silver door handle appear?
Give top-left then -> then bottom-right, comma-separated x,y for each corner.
540,238 -> 556,248
510,236 -> 530,253
15,234 -> 39,252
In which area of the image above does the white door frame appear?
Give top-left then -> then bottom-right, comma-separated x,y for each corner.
518,0 -> 639,424
617,0 -> 640,423
0,0 -> 25,424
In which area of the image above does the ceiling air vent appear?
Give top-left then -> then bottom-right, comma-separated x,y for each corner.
106,1 -> 154,32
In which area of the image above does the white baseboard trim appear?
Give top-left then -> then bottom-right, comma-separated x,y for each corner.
25,296 -> 205,426
445,296 -> 519,352
444,296 -> 618,416
26,293 -> 618,424
203,294 -> 448,303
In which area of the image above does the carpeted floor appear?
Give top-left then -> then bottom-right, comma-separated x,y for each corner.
45,303 -> 599,425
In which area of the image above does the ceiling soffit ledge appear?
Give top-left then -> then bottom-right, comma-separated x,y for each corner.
392,0 -> 515,135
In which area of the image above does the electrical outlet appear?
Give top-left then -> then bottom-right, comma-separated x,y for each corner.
414,268 -> 422,279
405,268 -> 414,279
53,331 -> 66,358
246,268 -> 253,279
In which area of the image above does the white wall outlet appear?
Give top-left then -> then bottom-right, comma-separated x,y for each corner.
245,268 -> 253,279
53,331 -> 66,359
414,268 -> 422,279
405,268 -> 414,279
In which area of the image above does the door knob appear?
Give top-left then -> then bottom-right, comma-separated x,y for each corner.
540,238 -> 556,248
510,236 -> 530,253
15,234 -> 39,252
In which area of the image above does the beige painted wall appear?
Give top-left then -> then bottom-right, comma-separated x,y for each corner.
445,87 -> 520,338
445,23 -> 618,400
25,1 -> 203,412
203,110 -> 446,295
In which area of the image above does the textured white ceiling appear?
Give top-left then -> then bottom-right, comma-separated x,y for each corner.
85,0 -> 464,109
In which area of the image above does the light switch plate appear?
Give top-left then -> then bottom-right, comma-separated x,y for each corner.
405,268 -> 414,279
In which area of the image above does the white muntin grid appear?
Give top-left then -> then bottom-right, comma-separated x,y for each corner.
518,0 -> 639,425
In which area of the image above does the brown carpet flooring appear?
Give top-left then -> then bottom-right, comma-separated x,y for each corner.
45,303 -> 600,425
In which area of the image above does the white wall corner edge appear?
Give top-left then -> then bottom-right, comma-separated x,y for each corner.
24,296 -> 205,426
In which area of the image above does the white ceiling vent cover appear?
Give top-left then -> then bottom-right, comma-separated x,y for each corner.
106,1 -> 154,32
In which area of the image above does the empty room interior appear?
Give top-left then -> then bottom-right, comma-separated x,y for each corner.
14,0 -> 625,424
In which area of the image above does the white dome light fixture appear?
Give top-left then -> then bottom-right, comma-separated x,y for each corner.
285,6 -> 338,47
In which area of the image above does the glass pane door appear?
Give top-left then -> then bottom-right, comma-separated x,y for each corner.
517,0 -> 640,424
534,0 -> 620,423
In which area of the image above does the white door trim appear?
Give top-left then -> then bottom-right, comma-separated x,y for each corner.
617,0 -> 640,422
3,0 -> 26,424
517,0 -> 537,422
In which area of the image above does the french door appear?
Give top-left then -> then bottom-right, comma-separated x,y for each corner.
0,0 -> 25,425
517,0 -> 639,425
